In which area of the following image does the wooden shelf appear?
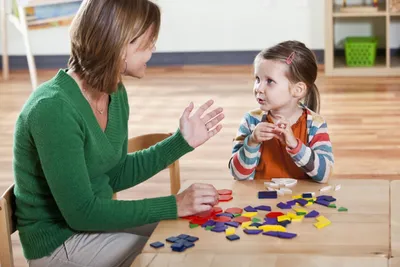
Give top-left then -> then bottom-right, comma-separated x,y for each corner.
391,56 -> 400,68
390,12 -> 400,16
333,5 -> 387,17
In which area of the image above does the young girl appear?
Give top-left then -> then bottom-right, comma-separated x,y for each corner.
229,41 -> 334,183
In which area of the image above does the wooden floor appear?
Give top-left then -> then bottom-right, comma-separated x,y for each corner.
1,66 -> 400,266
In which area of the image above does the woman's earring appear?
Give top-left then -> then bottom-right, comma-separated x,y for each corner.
121,59 -> 128,75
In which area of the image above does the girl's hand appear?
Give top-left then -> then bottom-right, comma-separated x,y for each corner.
179,100 -> 224,148
248,122 -> 280,147
272,117 -> 298,149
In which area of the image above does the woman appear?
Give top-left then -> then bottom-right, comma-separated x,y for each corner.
13,0 -> 224,266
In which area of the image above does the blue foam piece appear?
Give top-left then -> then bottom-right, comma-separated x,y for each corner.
317,195 -> 336,202
150,241 -> 165,248
258,191 -> 277,199
254,205 -> 271,211
296,199 -> 308,206
243,229 -> 263,235
225,221 -> 240,228
277,202 -> 292,209
183,241 -> 195,248
186,236 -> 199,242
278,232 -> 297,239
263,231 -> 279,237
250,222 -> 263,227
263,218 -> 278,225
211,226 -> 227,233
215,222 -> 226,228
166,236 -> 180,243
216,213 -> 234,218
277,220 -> 291,227
171,242 -> 185,250
286,200 -> 297,206
244,205 -> 258,212
315,199 -> 330,207
202,220 -> 216,227
226,234 -> 240,241
177,234 -> 189,239
304,210 -> 320,218
172,246 -> 186,252
302,193 -> 313,198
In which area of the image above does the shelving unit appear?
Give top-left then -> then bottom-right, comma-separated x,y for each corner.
0,0 -> 81,89
325,0 -> 400,76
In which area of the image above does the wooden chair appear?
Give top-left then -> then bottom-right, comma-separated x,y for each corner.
127,133 -> 181,195
0,184 -> 16,267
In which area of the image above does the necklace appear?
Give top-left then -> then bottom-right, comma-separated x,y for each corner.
82,89 -> 107,115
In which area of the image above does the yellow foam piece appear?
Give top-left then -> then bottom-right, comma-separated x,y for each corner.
293,207 -> 308,214
292,195 -> 302,199
241,221 -> 252,229
296,202 -> 313,207
242,212 -> 258,218
316,215 -> 331,224
287,212 -> 297,219
291,216 -> 304,222
277,215 -> 291,222
259,225 -> 286,232
314,221 -> 331,229
244,226 -> 259,230
225,227 -> 235,236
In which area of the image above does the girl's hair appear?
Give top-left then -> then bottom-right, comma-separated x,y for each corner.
68,0 -> 161,94
256,41 -> 320,113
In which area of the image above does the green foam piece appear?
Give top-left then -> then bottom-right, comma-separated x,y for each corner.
328,204 -> 337,208
205,226 -> 214,231
252,217 -> 261,223
296,212 -> 307,216
233,213 -> 241,217
189,223 -> 199,228
338,207 -> 348,212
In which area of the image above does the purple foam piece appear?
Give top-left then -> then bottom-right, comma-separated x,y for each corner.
225,221 -> 240,228
278,220 -> 291,227
216,213 -> 234,218
250,222 -> 263,227
215,222 -> 226,228
263,218 -> 278,225
296,199 -> 308,206
244,205 -> 258,212
258,191 -> 278,199
317,195 -> 336,202
263,231 -> 279,237
286,200 -> 297,206
211,226 -> 227,233
201,220 -> 216,228
278,232 -> 297,239
302,193 -> 313,198
243,229 -> 263,235
304,210 -> 320,218
254,205 -> 272,211
277,202 -> 292,209
315,199 -> 330,207
226,234 -> 240,241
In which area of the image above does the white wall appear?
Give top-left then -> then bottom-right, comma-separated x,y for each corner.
1,0 -> 399,55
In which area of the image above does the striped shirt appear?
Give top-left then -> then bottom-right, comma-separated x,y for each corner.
229,105 -> 334,183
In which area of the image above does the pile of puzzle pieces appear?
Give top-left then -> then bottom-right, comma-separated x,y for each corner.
149,188 -> 348,251
150,234 -> 199,252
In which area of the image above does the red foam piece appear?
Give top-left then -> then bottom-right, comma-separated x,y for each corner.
214,216 -> 231,223
232,216 -> 251,224
225,207 -> 243,214
181,215 -> 196,220
218,189 -> 233,195
266,212 -> 285,218
213,207 -> 223,214
189,217 -> 209,226
219,195 -> 233,202
196,209 -> 213,218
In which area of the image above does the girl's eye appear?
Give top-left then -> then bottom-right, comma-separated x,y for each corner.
267,79 -> 274,84
255,76 -> 260,83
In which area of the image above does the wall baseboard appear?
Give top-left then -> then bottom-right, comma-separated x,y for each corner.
0,49 -> 398,70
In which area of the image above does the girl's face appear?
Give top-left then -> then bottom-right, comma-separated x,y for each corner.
253,58 -> 299,112
122,27 -> 156,79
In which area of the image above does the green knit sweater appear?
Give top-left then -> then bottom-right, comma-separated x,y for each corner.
13,69 -> 193,260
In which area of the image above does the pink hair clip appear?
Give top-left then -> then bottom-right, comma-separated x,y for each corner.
286,52 -> 295,65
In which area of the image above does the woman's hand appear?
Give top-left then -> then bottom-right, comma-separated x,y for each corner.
179,100 -> 224,148
175,183 -> 219,217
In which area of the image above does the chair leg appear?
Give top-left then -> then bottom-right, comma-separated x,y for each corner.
1,0 -> 9,80
169,161 -> 181,195
0,199 -> 15,267
17,5 -> 37,90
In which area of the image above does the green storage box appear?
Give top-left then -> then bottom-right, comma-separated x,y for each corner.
344,37 -> 378,67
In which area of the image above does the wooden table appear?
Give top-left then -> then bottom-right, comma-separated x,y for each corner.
142,179 -> 390,257
131,253 -> 388,267
391,180 -> 400,266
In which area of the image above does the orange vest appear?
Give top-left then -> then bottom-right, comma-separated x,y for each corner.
254,110 -> 308,180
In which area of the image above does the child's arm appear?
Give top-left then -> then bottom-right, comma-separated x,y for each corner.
229,113 -> 262,180
286,122 -> 334,183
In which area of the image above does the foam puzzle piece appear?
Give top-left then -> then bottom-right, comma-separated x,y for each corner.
286,200 -> 297,206
186,236 -> 199,242
244,206 -> 258,212
219,195 -> 233,202
293,207 -> 308,215
305,210 -> 320,218
242,212 -> 258,218
292,195 -> 302,199
243,229 -> 263,235
264,218 -> 278,225
290,216 -> 303,222
226,234 -> 240,241
241,221 -> 253,229
259,225 -> 286,232
277,202 -> 292,209
232,216 -> 252,224
252,217 -> 262,223
302,193 -> 313,198
328,204 -> 337,208
338,207 -> 348,212
150,241 -> 165,248
205,226 -> 214,231
278,220 -> 291,227
211,226 -> 227,233
278,232 -> 297,239
258,191 -> 278,199
183,241 -> 195,248
214,216 -> 231,223
277,215 -> 291,222
264,182 -> 280,189
196,209 -> 213,218
177,234 -> 189,239
281,188 -> 293,194
254,205 -> 272,211
213,207 -> 223,214
314,221 -> 331,229
250,222 -> 263,228
216,213 -> 234,218
225,207 -> 243,214
296,199 -> 308,206
202,220 -> 216,227
166,236 -> 180,243
225,227 -> 236,236
319,185 -> 332,192
225,221 -> 240,228
266,212 -> 285,218
263,231 -> 280,237
287,212 -> 297,219
189,223 -> 199,229
190,217 -> 209,226
315,199 -> 330,207
317,195 -> 336,202
218,189 -> 232,195
171,242 -> 185,250
215,222 -> 226,228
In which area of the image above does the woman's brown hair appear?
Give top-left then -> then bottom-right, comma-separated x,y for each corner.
256,41 -> 320,113
68,0 -> 160,94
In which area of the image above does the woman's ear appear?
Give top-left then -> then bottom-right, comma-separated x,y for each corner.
291,81 -> 307,99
